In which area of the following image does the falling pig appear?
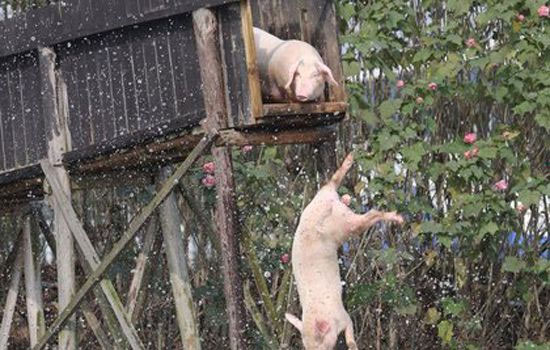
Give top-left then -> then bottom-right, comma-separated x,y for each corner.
253,27 -> 338,102
286,154 -> 404,349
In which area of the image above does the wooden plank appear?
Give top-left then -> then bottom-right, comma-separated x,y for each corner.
262,101 -> 347,117
0,0 -> 238,58
240,0 -> 262,120
22,215 -> 46,346
219,124 -> 337,146
39,46 -> 78,350
32,133 -> 216,350
193,8 -> 248,349
1,65 -> 15,170
157,167 -> 201,349
41,162 -> 146,350
125,216 -> 159,319
0,242 -> 24,350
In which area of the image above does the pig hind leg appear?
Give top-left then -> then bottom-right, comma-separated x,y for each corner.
329,153 -> 354,189
344,321 -> 358,350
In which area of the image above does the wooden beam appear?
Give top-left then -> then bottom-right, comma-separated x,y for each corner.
80,301 -> 113,350
261,101 -> 348,117
157,167 -> 201,349
22,216 -> 46,346
193,8 -> 249,349
39,46 -> 78,350
0,242 -> 24,350
40,161 -> 145,350
32,133 -> 216,350
240,0 -> 263,120
219,125 -> 337,146
125,216 -> 159,319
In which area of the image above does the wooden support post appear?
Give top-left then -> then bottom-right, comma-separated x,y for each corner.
158,166 -> 201,349
31,204 -> 117,349
41,161 -> 145,350
39,46 -> 77,350
193,8 -> 248,349
22,215 -> 46,346
126,215 -> 159,320
240,0 -> 263,119
32,133 -> 216,350
0,243 -> 24,350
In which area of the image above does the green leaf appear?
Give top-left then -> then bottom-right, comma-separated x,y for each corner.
425,307 -> 441,324
518,190 -> 540,207
479,222 -> 499,236
503,256 -> 526,273
419,221 -> 444,233
477,147 -> 498,159
534,114 -> 550,131
442,298 -> 465,317
379,99 -> 403,119
437,320 -> 454,344
396,303 -> 418,316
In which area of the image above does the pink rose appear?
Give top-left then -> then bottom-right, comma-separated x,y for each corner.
493,179 -> 508,191
280,253 -> 290,264
202,174 -> 216,188
463,132 -> 477,144
466,38 -> 476,48
396,80 -> 405,89
516,14 -> 525,22
202,161 -> 215,174
538,5 -> 549,17
516,203 -> 527,213
416,96 -> 424,104
464,146 -> 479,160
242,145 -> 253,153
428,82 -> 438,91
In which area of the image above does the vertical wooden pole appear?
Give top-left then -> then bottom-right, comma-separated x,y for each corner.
157,166 -> 201,349
0,242 -> 24,350
39,46 -> 77,350
193,8 -> 248,349
23,215 -> 46,346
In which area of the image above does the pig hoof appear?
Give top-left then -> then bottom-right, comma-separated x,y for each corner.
388,212 -> 404,225
341,194 -> 352,206
347,341 -> 358,350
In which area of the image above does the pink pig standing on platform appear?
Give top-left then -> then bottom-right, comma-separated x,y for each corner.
253,27 -> 338,102
286,154 -> 404,350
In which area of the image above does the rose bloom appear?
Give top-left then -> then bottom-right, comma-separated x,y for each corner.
493,179 -> 508,191
428,82 -> 438,91
538,5 -> 549,17
416,96 -> 424,104
202,174 -> 216,188
463,132 -> 477,144
242,145 -> 253,153
466,38 -> 476,48
396,80 -> 405,89
202,161 -> 215,174
280,253 -> 290,264
464,146 -> 479,160
516,14 -> 525,22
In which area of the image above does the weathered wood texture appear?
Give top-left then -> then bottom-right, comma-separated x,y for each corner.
40,46 -> 78,350
0,240 -> 23,350
22,216 -> 46,347
0,0 -> 237,57
41,160 -> 145,350
0,52 -> 46,171
157,166 -> 201,349
56,15 -> 205,152
251,0 -> 346,101
193,8 -> 248,349
32,133 -> 216,350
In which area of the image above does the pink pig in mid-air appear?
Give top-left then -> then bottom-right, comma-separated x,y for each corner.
253,27 -> 338,102
286,154 -> 404,349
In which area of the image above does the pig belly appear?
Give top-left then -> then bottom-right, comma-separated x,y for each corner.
293,247 -> 344,311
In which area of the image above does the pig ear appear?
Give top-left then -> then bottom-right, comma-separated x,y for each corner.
317,62 -> 339,86
285,313 -> 303,333
284,60 -> 302,90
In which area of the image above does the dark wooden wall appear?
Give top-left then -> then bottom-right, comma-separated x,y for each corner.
57,15 -> 204,153
0,52 -> 46,171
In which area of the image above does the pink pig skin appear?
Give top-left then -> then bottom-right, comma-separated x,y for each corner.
253,27 -> 338,102
286,154 -> 404,350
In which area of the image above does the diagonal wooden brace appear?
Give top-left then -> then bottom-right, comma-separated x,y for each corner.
41,162 -> 145,350
33,133 -> 217,350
